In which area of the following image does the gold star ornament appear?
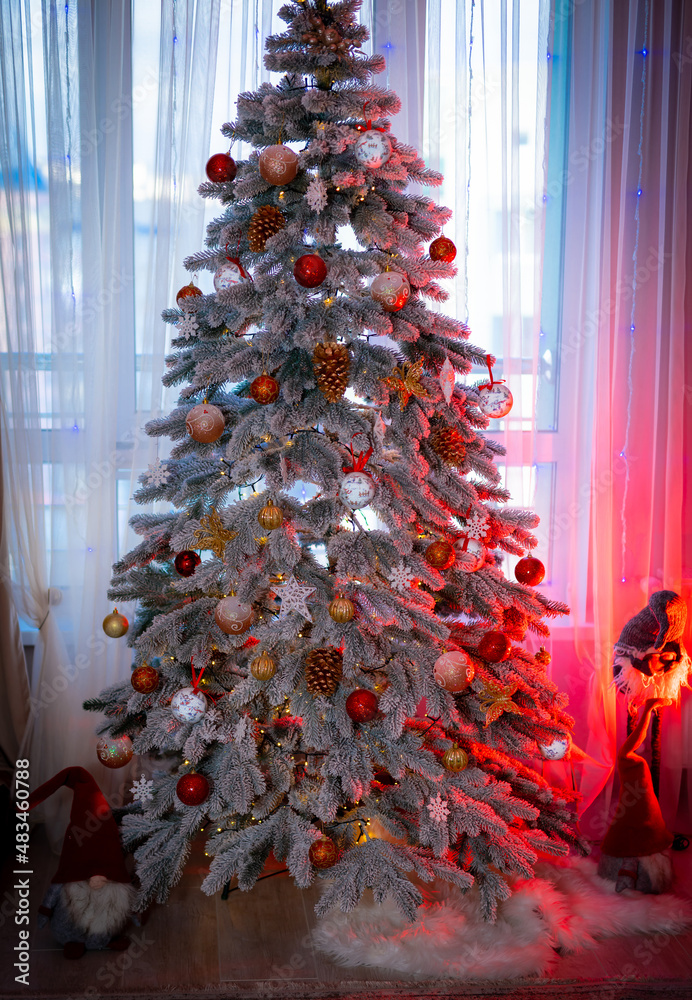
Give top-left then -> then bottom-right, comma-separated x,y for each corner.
193,508 -> 237,559
382,358 -> 429,409
477,680 -> 524,727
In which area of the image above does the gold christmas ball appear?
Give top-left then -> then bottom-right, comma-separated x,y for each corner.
258,499 -> 283,530
250,651 -> 276,682
103,608 -> 128,638
328,596 -> 355,623
442,743 -> 469,772
535,646 -> 551,666
185,403 -> 225,443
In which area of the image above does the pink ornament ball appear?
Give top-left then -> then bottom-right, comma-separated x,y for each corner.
433,650 -> 475,693
259,144 -> 299,185
185,403 -> 225,443
214,595 -> 254,635
370,271 -> 410,312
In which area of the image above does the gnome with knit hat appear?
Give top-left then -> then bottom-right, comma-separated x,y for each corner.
28,767 -> 135,959
613,590 -> 690,708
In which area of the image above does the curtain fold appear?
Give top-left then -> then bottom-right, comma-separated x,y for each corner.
547,0 -> 692,828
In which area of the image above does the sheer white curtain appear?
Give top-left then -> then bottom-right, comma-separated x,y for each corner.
423,0 -> 551,535
0,0 -> 225,841
545,0 -> 692,830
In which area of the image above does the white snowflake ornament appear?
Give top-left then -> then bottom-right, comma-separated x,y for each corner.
144,459 -> 171,487
176,314 -> 200,341
426,793 -> 450,824
462,510 -> 489,541
130,776 -> 154,804
305,176 -> 328,213
388,563 -> 415,593
275,574 -> 316,621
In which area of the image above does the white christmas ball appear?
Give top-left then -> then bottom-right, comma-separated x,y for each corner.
539,737 -> 570,761
339,471 -> 376,510
453,537 -> 486,572
478,383 -> 513,419
213,259 -> 250,292
171,686 -> 208,723
354,130 -> 392,170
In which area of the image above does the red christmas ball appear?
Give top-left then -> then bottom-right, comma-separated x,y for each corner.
250,374 -> 280,405
429,236 -> 457,263
515,556 -> 545,587
131,664 -> 160,694
176,773 -> 210,806
425,539 -> 455,570
345,688 -> 379,723
308,834 -> 338,869
294,254 -> 328,288
477,630 -> 512,663
176,282 -> 203,308
205,153 -> 237,183
174,550 -> 201,577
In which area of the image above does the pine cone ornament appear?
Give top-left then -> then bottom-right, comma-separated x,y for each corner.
248,205 -> 286,252
429,424 -> 467,466
305,646 -> 343,696
313,341 -> 350,402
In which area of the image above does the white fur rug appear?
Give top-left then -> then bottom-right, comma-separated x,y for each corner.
312,857 -> 692,981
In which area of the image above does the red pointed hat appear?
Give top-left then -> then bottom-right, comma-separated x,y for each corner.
28,767 -> 130,884
601,748 -> 673,858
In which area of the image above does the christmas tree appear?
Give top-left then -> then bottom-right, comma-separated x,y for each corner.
86,0 -> 584,922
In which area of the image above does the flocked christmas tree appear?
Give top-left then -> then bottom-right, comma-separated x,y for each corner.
86,0 -> 585,921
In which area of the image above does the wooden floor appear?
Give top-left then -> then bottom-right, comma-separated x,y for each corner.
2,827 -> 692,999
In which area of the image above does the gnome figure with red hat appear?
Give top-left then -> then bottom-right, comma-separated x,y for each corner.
598,698 -> 674,893
28,767 -> 135,959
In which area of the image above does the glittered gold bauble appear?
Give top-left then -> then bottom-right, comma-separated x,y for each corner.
429,235 -> 457,263
535,646 -> 551,667
308,834 -> 338,869
250,373 -> 280,405
370,271 -> 410,312
433,650 -> 474,693
131,664 -> 160,694
429,424 -> 466,466
102,609 -> 128,638
425,540 -> 455,570
248,205 -> 286,252
259,144 -> 299,185
328,596 -> 355,623
442,743 -> 469,772
176,281 -> 203,308
250,650 -> 276,681
305,647 -> 343,696
185,403 -> 225,443
96,735 -> 133,769
313,341 -> 350,402
214,595 -> 255,635
258,499 -> 283,530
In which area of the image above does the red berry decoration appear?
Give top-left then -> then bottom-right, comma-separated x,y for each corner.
176,282 -> 203,308
131,664 -> 160,694
429,236 -> 457,263
294,254 -> 328,288
250,373 -> 280,405
176,773 -> 210,806
345,688 -> 379,723
514,556 -> 545,587
477,630 -> 512,663
205,153 -> 237,183
425,539 -> 455,570
174,550 -> 201,577
309,834 -> 338,870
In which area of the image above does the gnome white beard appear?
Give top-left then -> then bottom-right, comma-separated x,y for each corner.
613,646 -> 692,707
62,880 -> 134,938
